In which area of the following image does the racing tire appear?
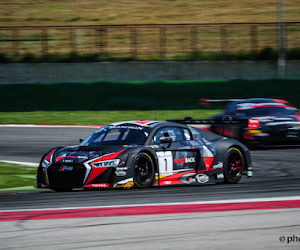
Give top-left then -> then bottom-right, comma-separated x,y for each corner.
133,152 -> 155,188
51,188 -> 73,192
223,147 -> 244,184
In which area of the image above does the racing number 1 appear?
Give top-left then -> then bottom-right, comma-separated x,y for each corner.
157,151 -> 173,175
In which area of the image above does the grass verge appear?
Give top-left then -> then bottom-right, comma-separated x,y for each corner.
0,162 -> 37,190
0,110 -> 221,125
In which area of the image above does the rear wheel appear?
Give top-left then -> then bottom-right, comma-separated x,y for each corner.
133,152 -> 155,188
224,147 -> 244,184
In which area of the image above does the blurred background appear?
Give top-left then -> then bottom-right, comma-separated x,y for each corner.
0,0 -> 299,62
0,0 -> 299,114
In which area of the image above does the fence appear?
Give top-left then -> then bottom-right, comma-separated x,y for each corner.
0,22 -> 300,59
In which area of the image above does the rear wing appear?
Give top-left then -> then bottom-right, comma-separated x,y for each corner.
167,116 -> 248,125
167,117 -> 257,135
200,99 -> 245,103
199,98 -> 244,108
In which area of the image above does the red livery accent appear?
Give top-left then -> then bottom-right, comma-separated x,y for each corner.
203,157 -> 214,170
273,99 -> 289,103
173,158 -> 185,164
89,149 -> 126,164
132,120 -> 156,125
44,149 -> 56,162
85,167 -> 109,185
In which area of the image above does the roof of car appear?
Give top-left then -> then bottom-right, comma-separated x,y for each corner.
109,120 -> 163,127
234,98 -> 288,104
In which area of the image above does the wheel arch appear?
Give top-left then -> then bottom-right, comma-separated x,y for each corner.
138,149 -> 158,173
228,144 -> 249,173
215,139 -> 250,174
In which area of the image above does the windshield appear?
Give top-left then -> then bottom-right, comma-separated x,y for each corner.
79,125 -> 149,146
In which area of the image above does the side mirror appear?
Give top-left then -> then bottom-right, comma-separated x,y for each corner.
160,137 -> 172,148
79,138 -> 84,143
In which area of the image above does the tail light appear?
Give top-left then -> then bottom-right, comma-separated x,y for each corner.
248,119 -> 259,129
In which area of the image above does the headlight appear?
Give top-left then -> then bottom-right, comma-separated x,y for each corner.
42,159 -> 51,168
92,159 -> 120,168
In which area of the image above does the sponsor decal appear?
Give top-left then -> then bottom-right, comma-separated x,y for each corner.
115,170 -> 126,176
217,173 -> 224,179
173,157 -> 195,164
56,154 -> 87,163
107,125 -> 143,130
63,159 -> 74,163
213,162 -> 223,169
247,171 -> 253,177
78,155 -> 88,159
157,151 -> 173,175
163,181 -> 172,185
91,183 -> 110,188
195,173 -> 209,184
59,165 -> 73,171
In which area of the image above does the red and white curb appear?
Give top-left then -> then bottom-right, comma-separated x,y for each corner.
1,196 -> 300,221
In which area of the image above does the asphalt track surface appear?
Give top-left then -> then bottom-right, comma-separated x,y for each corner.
1,127 -> 300,249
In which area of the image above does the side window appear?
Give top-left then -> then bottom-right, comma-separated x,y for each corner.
153,127 -> 184,144
183,129 -> 192,141
189,127 -> 203,140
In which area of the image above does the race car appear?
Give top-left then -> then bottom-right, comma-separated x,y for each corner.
36,120 -> 252,191
180,98 -> 300,147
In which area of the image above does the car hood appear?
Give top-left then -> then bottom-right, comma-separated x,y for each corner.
53,145 -> 132,164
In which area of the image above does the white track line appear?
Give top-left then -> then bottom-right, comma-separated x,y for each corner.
1,196 -> 300,212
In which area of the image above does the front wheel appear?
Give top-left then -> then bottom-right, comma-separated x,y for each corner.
133,152 -> 155,188
224,147 -> 244,184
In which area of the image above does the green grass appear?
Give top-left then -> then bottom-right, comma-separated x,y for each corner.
0,162 -> 37,189
0,110 -> 220,125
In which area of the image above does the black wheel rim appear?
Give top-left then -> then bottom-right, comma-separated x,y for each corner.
135,156 -> 153,185
227,151 -> 243,179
